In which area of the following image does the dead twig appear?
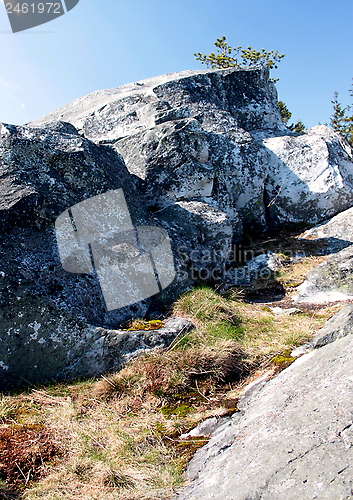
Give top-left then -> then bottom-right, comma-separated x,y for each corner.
267,179 -> 284,208
195,380 -> 210,402
14,461 -> 27,481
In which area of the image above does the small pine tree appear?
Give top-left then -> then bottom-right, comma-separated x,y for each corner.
330,92 -> 347,134
278,101 -> 292,125
344,117 -> 353,145
194,37 -> 305,133
343,82 -> 353,145
278,102 -> 306,133
194,36 -> 285,76
290,120 -> 306,133
194,36 -> 241,69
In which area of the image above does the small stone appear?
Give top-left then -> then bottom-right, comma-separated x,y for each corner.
269,306 -> 301,316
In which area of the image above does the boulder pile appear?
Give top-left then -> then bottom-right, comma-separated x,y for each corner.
1,67 -> 353,386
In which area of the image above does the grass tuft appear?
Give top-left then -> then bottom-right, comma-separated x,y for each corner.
93,341 -> 249,400
0,424 -> 61,489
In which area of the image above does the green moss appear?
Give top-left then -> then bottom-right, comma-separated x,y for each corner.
122,319 -> 163,331
160,403 -> 193,417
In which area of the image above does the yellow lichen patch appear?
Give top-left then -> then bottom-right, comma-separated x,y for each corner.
270,349 -> 298,369
122,319 -> 164,331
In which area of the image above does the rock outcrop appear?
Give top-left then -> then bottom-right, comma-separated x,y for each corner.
175,333 -> 353,500
1,66 -> 353,386
31,68 -> 353,231
294,246 -> 353,303
301,205 -> 353,253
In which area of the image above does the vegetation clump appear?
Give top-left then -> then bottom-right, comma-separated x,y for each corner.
330,84 -> 353,145
0,423 -> 60,489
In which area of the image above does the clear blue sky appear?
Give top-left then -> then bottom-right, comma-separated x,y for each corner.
0,0 -> 352,128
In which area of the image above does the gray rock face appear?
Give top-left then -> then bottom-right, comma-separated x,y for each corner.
175,335 -> 353,500
31,69 -> 353,232
0,122 -> 150,326
294,245 -> 353,303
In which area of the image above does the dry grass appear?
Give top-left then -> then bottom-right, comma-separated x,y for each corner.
0,424 -> 60,488
276,255 -> 328,292
93,341 -> 250,399
171,283 -> 334,360
18,386 -> 223,500
0,231 -> 343,500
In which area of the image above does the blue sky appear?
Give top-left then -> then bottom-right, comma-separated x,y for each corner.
0,0 -> 352,128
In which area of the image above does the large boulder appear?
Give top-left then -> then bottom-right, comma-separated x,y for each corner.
29,68 -> 286,141
264,126 -> 353,226
0,122 -> 151,328
31,67 -> 287,232
294,207 -> 353,304
0,122 -> 195,388
175,334 -> 353,500
31,69 -> 353,231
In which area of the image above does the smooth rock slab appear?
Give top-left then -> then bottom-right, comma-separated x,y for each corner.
175,335 -> 353,500
300,206 -> 353,254
294,245 -> 353,303
291,304 -> 353,356
307,304 -> 353,348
